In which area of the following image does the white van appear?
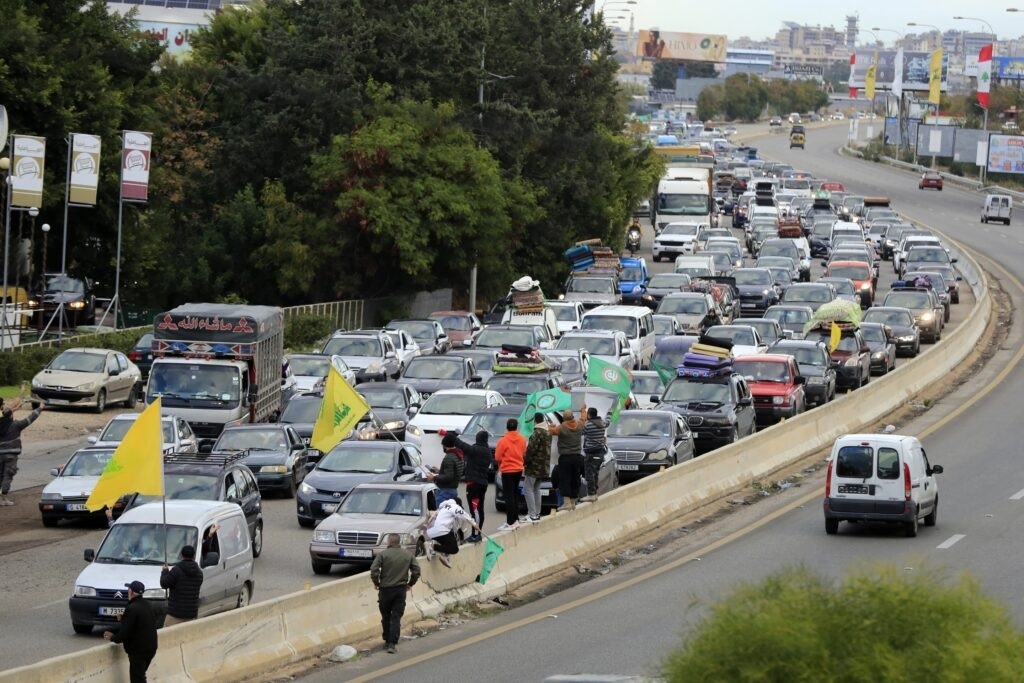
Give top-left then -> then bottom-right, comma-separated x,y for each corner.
502,306 -> 561,339
580,305 -> 656,369
982,194 -> 1012,225
823,434 -> 943,537
674,254 -> 719,279
69,500 -> 256,633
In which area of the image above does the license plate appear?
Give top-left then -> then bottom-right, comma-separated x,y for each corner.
66,503 -> 88,512
339,548 -> 372,558
49,399 -> 70,406
321,503 -> 339,514
618,464 -> 639,471
98,606 -> 125,616
693,431 -> 707,438
741,303 -> 756,307
838,484 -> 869,494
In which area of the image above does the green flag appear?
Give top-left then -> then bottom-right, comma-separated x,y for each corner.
518,387 -> 573,436
586,356 -> 633,399
651,358 -> 676,386
477,536 -> 505,584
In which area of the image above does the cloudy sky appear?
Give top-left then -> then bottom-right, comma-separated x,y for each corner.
609,0 -> 1022,44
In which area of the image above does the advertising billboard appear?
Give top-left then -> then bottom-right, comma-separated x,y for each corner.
69,133 -> 101,206
636,30 -> 727,63
993,56 -> 1024,80
121,131 -> 153,202
987,134 -> 1024,174
10,135 -> 46,208
849,50 -> 948,93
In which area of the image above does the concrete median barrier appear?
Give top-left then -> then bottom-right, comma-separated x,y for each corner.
1,249 -> 991,683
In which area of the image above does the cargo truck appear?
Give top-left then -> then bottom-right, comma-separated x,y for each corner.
650,152 -> 717,234
145,303 -> 285,441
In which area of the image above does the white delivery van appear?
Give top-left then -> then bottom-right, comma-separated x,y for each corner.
823,434 -> 943,537
982,194 -> 1012,225
502,306 -> 561,339
580,305 -> 656,370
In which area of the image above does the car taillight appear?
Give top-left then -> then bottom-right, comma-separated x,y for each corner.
903,463 -> 912,500
128,351 -> 141,361
824,460 -> 833,496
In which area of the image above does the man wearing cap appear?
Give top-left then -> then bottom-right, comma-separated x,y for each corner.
104,580 -> 158,682
160,543 -> 204,626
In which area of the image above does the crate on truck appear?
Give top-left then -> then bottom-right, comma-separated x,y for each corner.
146,303 -> 285,441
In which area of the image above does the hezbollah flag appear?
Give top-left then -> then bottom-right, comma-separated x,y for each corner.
477,536 -> 505,584
829,322 -> 842,353
928,48 -> 943,105
651,358 -> 675,386
86,398 -> 164,511
865,59 -> 877,100
311,364 -> 369,453
518,387 -> 572,437
586,357 -> 632,399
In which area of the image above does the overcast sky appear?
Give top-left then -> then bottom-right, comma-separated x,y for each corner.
610,0 -> 1023,44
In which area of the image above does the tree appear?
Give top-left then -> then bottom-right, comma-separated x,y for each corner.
722,73 -> 768,122
697,84 -> 725,122
650,60 -> 716,89
664,566 -> 1024,682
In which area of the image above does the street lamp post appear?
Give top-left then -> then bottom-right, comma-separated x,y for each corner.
38,223 -> 48,335
599,0 -> 636,11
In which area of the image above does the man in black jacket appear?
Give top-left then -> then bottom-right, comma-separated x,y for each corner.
104,580 -> 158,683
160,544 -> 204,626
0,399 -> 43,506
428,432 -> 465,506
455,430 -> 491,543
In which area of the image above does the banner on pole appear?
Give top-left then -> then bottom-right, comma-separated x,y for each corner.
928,49 -> 943,105
69,134 -> 101,205
121,131 -> 152,202
10,135 -> 46,208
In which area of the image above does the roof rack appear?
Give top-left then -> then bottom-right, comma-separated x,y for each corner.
164,451 -> 250,467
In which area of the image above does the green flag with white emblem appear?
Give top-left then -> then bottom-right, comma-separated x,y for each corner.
518,387 -> 573,437
586,357 -> 633,399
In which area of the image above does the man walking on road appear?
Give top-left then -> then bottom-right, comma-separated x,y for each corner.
103,580 -> 158,682
581,407 -> 610,502
549,405 -> 586,511
0,399 -> 43,506
160,544 -> 204,626
456,430 -> 490,542
523,413 -> 551,523
370,533 -> 421,654
494,418 -> 526,531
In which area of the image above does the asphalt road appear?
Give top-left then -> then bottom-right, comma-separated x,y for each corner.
299,123 -> 1024,682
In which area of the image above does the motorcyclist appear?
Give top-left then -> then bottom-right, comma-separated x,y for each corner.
626,218 -> 642,254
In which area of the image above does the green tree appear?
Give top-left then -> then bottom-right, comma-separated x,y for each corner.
664,566 -> 1024,682
650,60 -> 716,89
697,84 -> 725,121
722,73 -> 768,122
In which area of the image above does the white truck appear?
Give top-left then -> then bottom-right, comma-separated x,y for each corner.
652,163 -> 717,234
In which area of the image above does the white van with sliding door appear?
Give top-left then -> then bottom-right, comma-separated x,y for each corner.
580,305 -> 655,370
823,434 -> 943,537
982,194 -> 1012,225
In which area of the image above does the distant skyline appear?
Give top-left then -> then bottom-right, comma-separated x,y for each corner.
605,0 -> 1024,43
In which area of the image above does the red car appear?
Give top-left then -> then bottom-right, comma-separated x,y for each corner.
919,171 -> 943,191
732,354 -> 806,424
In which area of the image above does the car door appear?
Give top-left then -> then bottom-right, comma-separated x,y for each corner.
873,445 -> 907,514
103,353 -> 125,402
214,512 -> 252,613
199,519 -> 230,614
674,415 -> 695,462
734,378 -> 755,435
115,353 -> 135,398
285,426 -> 307,480
398,446 -> 424,480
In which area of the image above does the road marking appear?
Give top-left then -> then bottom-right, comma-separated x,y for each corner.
32,597 -> 67,610
1010,487 -> 1024,500
936,534 -> 965,549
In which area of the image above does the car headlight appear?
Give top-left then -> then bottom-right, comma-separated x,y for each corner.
41,492 -> 63,501
262,465 -> 287,473
398,533 -> 417,546
871,352 -> 885,360
365,362 -> 383,374
406,424 -> 423,438
143,588 -> 167,600
647,449 -> 670,461
32,377 -> 42,388
806,376 -> 824,384
844,357 -> 860,367
27,299 -> 40,307
772,396 -> 785,405
899,335 -> 916,342
74,585 -> 96,597
299,481 -> 316,496
920,312 -> 934,321
69,301 -> 86,310
381,421 -> 406,431
860,283 -> 871,290
313,529 -> 334,543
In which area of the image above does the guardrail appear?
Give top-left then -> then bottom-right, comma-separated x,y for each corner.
1,232 -> 994,681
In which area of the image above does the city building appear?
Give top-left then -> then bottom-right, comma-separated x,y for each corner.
107,0 -> 252,54
724,49 -> 774,77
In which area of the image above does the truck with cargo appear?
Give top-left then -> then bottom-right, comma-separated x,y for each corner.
145,303 -> 285,441
651,158 -> 717,233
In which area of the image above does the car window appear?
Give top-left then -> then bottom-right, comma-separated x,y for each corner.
877,447 -> 900,480
218,514 -> 248,558
835,446 -> 872,478
224,472 -> 240,501
106,354 -> 118,374
116,354 -> 129,373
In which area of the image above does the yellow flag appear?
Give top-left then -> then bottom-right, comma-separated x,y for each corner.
86,398 -> 164,511
865,54 -> 877,100
928,48 -> 943,105
311,365 -> 369,453
829,322 -> 842,353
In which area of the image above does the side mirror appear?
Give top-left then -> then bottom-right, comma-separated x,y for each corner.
291,442 -> 304,451
462,339 -> 473,347
201,551 -> 220,568
385,351 -> 397,359
400,465 -> 418,474
539,341 -> 552,350
198,440 -> 215,454
950,258 -> 958,263
50,467 -> 60,476
783,330 -> 794,339
794,376 -> 805,385
820,260 -> 828,267
408,406 -> 419,415
108,368 -> 120,377
738,397 -> 753,406
929,465 -> 944,475
649,394 -> 661,403
955,276 -> 963,281
87,436 -> 98,444
304,461 -> 316,471
84,549 -> 95,562
861,347 -> 871,354
469,375 -> 482,384
226,496 -> 240,506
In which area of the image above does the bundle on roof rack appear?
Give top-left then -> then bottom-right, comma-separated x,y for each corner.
493,344 -> 547,373
804,299 -> 861,333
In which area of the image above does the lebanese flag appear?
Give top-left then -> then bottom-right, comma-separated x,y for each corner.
978,43 -> 993,110
849,53 -> 858,98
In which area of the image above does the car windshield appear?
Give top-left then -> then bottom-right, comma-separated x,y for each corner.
280,397 -> 321,423
785,287 -> 832,303
215,428 -> 288,451
464,412 -> 511,438
676,267 -> 712,278
360,387 -> 406,410
288,356 -> 331,377
739,321 -> 778,342
663,380 -> 731,403
768,268 -> 793,285
49,351 -> 106,373
907,249 -> 947,263
568,277 -> 614,294
658,298 -> 707,315
620,267 -> 644,281
580,316 -> 637,337
96,523 -> 198,565
319,446 -> 395,473
146,364 -> 241,407
45,276 -> 84,293
136,474 -> 219,507
654,318 -> 676,336
758,257 -> 794,269
658,194 -> 710,215
734,270 -> 772,286
62,449 -> 115,476
885,292 -> 929,309
733,360 -> 790,383
761,244 -> 797,258
390,321 -> 436,340
323,337 -> 382,357
99,419 -> 175,444
861,326 -> 886,343
551,306 -> 580,322
431,315 -> 472,331
663,224 -> 699,236
708,327 -> 754,345
419,393 -> 488,415
828,266 -> 870,281
811,223 -> 833,237
475,328 -> 535,348
608,414 -> 671,437
631,375 -> 664,395
404,358 -> 465,380
338,488 -> 422,516
864,310 -> 913,327
822,279 -> 855,295
556,336 -> 616,355
648,274 -> 690,289
781,346 -> 827,366
485,375 -> 549,397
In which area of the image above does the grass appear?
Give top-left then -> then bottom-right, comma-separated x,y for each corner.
0,385 -> 24,399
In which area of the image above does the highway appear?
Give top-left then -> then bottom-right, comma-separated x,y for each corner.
299,123 -> 1024,682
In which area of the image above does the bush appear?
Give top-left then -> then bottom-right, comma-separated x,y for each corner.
0,328 -> 148,386
284,314 -> 335,352
663,566 -> 1024,683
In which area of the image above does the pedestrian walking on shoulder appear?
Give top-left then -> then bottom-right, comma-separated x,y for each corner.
0,399 -> 43,506
548,405 -> 586,511
370,534 -> 421,654
103,580 -> 158,683
160,544 -> 204,626
455,430 -> 490,542
429,433 -> 465,506
424,498 -> 479,567
581,407 -> 610,502
494,418 -> 526,530
522,413 -> 551,523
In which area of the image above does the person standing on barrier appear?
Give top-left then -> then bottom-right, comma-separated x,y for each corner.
370,533 -> 420,654
428,432 -> 464,506
104,580 -> 158,683
456,430 -> 490,542
581,407 -> 610,503
160,544 -> 204,626
523,413 -> 551,523
495,418 -> 526,531
0,399 -> 43,506
549,405 -> 586,511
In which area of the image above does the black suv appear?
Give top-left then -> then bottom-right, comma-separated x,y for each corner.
115,452 -> 265,557
768,339 -> 837,407
29,274 -> 96,327
653,374 -> 756,455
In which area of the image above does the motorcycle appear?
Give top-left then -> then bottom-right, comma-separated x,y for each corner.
626,224 -> 642,255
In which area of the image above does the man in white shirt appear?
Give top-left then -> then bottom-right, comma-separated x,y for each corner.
425,498 -> 479,568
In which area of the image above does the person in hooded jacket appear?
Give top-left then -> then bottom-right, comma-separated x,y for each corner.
549,404 -> 586,511
0,399 -> 42,506
429,432 -> 465,506
160,544 -> 204,626
455,430 -> 490,542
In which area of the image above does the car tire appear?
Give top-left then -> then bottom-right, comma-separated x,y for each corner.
981,216 -> 986,223
42,516 -> 58,528
283,473 -> 296,499
311,559 -> 332,575
904,514 -> 919,538
862,368 -> 869,385
93,389 -> 106,414
824,519 -> 839,535
72,623 -> 93,635
944,308 -> 950,323
924,498 -> 938,527
251,522 -> 263,558
236,583 -> 252,608
123,385 -> 138,408
298,517 -> 314,528
730,426 -> 740,444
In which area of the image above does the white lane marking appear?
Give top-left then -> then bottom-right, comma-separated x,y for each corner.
32,597 -> 68,610
936,534 -> 966,550
1010,487 -> 1024,500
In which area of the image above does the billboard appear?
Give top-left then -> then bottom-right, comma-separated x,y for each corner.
915,125 -> 955,157
636,30 -> 727,63
993,56 -> 1024,80
987,134 -> 1024,174
849,50 -> 948,92
69,133 -> 101,206
784,64 -> 823,76
137,20 -> 202,56
121,131 -> 152,202
10,135 -> 46,208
